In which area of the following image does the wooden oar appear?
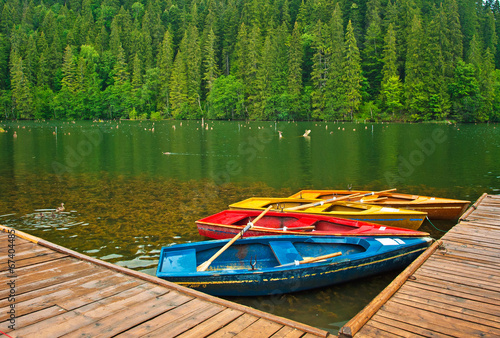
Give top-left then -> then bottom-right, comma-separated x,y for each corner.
353,197 -> 388,204
197,205 -> 272,272
284,188 -> 397,211
277,251 -> 342,267
284,193 -> 362,211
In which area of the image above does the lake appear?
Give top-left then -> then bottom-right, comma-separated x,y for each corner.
0,120 -> 499,333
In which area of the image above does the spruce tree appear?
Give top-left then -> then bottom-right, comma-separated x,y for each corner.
324,3 -> 345,119
288,21 -> 303,106
380,23 -> 403,117
10,53 -> 33,119
157,30 -> 174,114
404,15 -> 426,120
343,20 -> 362,120
169,50 -> 188,119
203,27 -> 219,98
310,20 -> 329,119
363,0 -> 384,99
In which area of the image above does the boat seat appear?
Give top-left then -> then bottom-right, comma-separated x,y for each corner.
221,213 -> 249,224
269,241 -> 302,265
288,217 -> 317,228
159,248 -> 197,273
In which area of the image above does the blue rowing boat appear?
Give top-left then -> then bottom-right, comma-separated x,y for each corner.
156,235 -> 432,296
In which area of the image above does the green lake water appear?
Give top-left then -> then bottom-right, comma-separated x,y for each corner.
1,120 -> 499,333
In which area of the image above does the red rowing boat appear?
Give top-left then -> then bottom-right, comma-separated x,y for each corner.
196,210 -> 430,239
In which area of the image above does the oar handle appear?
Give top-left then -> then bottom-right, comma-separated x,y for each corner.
284,193 -> 362,211
197,206 -> 272,272
300,251 -> 342,264
285,188 -> 397,211
359,188 -> 397,197
277,251 -> 342,267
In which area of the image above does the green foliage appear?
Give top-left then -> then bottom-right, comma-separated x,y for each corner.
0,0 -> 499,122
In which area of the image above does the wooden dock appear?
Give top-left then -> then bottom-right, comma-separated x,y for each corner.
339,193 -> 500,337
0,225 -> 331,337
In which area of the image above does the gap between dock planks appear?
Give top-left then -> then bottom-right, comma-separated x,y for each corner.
339,193 -> 500,338
0,224 -> 331,338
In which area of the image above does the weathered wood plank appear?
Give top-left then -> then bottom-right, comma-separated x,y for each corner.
61,291 -> 193,338
0,224 -> 329,338
368,315 -> 451,337
403,275 -> 500,304
0,305 -> 67,333
231,318 -> 283,337
176,308 -> 244,338
206,313 -> 259,338
393,289 -> 500,328
0,270 -> 111,308
375,301 -> 494,337
55,274 -> 145,311
114,298 -> 216,337
11,284 -> 168,337
269,326 -> 306,338
422,256 -> 500,279
353,323 -> 403,338
0,251 -> 68,272
141,301 -> 225,337
414,266 -> 500,293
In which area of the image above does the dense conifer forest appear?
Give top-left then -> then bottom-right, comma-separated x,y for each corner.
1,0 -> 500,122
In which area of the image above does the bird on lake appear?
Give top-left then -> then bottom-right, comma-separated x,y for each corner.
303,129 -> 311,137
163,152 -> 171,155
56,203 -> 65,213
278,131 -> 283,138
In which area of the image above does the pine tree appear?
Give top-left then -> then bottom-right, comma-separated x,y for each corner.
157,30 -> 174,114
10,53 -> 33,119
288,22 -> 303,100
25,33 -> 38,86
245,25 -> 262,118
0,33 -> 9,90
404,15 -> 426,120
423,14 -> 449,119
363,0 -> 384,99
203,27 -> 219,98
380,23 -> 403,117
61,45 -> 77,94
234,23 -> 250,84
131,53 -> 142,96
184,24 -> 202,117
250,34 -> 272,119
324,4 -> 346,118
343,20 -> 362,120
36,32 -> 50,88
109,18 -> 122,58
169,50 -> 188,119
445,0 -> 463,71
310,20 -> 330,119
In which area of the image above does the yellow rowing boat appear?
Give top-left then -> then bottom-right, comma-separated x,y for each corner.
289,190 -> 470,220
229,197 -> 427,230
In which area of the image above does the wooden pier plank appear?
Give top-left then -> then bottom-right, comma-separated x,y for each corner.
340,194 -> 500,338
270,326 -> 306,338
61,291 -> 193,338
206,313 -> 260,337
176,308 -> 245,338
0,251 -> 68,272
114,298 -> 220,337
11,284 -> 169,337
1,306 -> 67,334
394,288 -> 500,328
231,318 -> 284,337
0,224 -> 329,338
140,301 -> 226,338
